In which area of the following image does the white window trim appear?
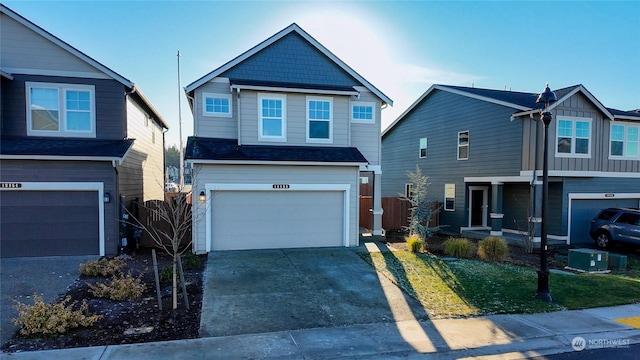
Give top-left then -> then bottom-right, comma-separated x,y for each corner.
555,116 -> 592,158
26,82 -> 96,138
609,122 -> 640,160
419,137 -> 427,158
306,96 -> 333,144
202,92 -> 232,118
350,101 -> 376,123
258,93 -> 287,142
405,183 -> 413,199
457,130 -> 469,160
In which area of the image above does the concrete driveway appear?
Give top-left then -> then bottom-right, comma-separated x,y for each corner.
199,245 -> 429,337
0,255 -> 97,344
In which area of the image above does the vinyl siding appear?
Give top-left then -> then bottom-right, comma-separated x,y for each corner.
502,183 -> 532,232
381,89 -> 523,232
237,90 -> 350,147
0,12 -> 102,75
1,74 -> 126,139
193,80 -> 237,139
350,90 -> 381,164
118,98 -> 164,204
191,164 -> 359,253
0,159 -> 119,256
521,92 -> 640,173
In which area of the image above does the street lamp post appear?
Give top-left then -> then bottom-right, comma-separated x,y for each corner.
535,83 -> 557,303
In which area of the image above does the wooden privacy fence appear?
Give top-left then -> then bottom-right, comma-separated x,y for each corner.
359,196 -> 440,231
138,198 -> 192,249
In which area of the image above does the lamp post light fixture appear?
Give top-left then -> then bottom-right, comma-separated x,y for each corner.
535,83 -> 557,303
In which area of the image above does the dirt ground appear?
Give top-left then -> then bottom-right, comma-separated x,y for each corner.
2,248 -> 206,353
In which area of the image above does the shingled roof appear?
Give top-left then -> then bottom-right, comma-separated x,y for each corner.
185,137 -> 367,164
0,137 -> 134,160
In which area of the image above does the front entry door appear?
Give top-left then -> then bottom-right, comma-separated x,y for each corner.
469,186 -> 488,227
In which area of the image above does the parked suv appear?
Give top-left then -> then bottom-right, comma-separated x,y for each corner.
589,207 -> 640,248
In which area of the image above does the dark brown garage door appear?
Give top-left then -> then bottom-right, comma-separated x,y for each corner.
0,191 -> 99,257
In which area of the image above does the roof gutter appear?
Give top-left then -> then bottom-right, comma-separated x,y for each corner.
186,159 -> 367,167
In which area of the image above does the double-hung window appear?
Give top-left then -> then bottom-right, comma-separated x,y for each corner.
307,96 -> 332,143
351,101 -> 375,123
556,117 -> 591,157
27,82 -> 95,137
202,93 -> 232,117
457,131 -> 469,160
258,94 -> 286,142
419,137 -> 427,158
610,123 -> 639,159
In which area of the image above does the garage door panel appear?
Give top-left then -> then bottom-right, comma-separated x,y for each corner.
1,191 -> 99,257
212,190 -> 344,251
570,198 -> 640,245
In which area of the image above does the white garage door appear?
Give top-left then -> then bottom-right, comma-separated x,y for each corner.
211,190 -> 344,250
570,198 -> 640,245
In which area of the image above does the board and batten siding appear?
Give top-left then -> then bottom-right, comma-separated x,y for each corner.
381,89 -> 525,233
191,164 -> 359,253
350,90 -> 381,165
0,159 -> 119,256
0,12 -> 102,75
193,80 -> 237,139
521,92 -> 639,173
117,98 -> 165,203
0,74 -> 126,139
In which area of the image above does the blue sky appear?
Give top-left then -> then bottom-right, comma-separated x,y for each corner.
5,0 -> 639,147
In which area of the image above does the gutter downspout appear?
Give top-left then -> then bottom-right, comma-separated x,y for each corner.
236,88 -> 241,146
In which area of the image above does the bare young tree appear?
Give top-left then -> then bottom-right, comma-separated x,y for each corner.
124,186 -> 193,311
399,165 -> 441,240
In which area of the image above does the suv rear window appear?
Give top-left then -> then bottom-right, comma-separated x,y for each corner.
597,209 -> 619,221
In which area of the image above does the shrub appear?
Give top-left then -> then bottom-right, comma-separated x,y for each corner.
443,237 -> 476,258
12,294 -> 101,336
478,236 -> 509,262
88,272 -> 146,300
406,235 -> 426,253
183,252 -> 202,270
79,257 -> 126,277
159,266 -> 173,283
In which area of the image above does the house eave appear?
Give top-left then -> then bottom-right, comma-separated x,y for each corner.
230,84 -> 359,97
186,159 -> 366,167
0,154 -> 126,163
184,23 -> 392,106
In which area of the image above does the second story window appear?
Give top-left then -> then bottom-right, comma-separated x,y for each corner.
610,123 -> 639,159
457,131 -> 469,160
307,97 -> 332,143
203,93 -> 232,117
27,82 -> 95,138
419,137 -> 427,158
258,93 -> 286,142
556,117 -> 591,157
351,102 -> 375,123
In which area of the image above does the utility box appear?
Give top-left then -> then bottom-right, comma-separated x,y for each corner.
608,253 -> 628,270
568,249 -> 608,272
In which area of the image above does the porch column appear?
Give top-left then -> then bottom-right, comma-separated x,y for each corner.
372,170 -> 384,236
490,183 -> 504,236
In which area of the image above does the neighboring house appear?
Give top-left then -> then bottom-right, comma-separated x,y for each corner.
0,5 -> 168,257
381,84 -> 640,246
184,23 -> 392,252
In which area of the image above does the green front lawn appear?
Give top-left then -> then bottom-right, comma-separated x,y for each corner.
359,250 -> 640,319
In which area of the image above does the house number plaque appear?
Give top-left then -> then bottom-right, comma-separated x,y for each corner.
272,184 -> 290,189
0,182 -> 22,188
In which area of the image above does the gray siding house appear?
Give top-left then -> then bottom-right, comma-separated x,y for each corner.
0,5 -> 168,257
382,84 -> 640,246
185,23 -> 392,252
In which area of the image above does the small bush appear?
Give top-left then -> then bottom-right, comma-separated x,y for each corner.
79,257 -> 126,277
159,266 -> 173,283
88,272 -> 146,300
478,236 -> 509,262
406,235 -> 426,253
183,252 -> 202,270
12,294 -> 101,336
444,237 -> 476,258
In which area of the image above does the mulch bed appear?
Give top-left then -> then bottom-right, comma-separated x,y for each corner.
2,248 -> 206,353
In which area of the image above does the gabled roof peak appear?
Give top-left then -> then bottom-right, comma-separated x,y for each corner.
184,23 -> 392,106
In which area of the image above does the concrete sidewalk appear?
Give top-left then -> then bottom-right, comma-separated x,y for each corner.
2,304 -> 639,359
